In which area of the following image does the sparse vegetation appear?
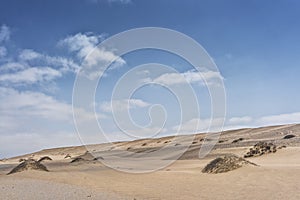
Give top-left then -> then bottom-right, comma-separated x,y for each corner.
283,134 -> 296,139
7,157 -> 52,175
202,154 -> 257,174
244,142 -> 277,158
232,138 -> 244,143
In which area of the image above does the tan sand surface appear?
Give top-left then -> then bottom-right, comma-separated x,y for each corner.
1,124 -> 300,199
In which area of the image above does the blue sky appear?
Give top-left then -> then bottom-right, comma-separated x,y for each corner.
0,0 -> 300,158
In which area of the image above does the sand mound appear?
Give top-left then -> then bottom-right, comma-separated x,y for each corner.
70,151 -> 103,163
70,157 -> 85,163
244,142 -> 276,158
202,154 -> 256,174
64,154 -> 71,159
7,159 -> 49,175
37,156 -> 52,162
232,138 -> 244,143
283,134 -> 296,139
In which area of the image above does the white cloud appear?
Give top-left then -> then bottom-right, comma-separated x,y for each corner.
172,112 -> 300,135
89,0 -> 132,4
18,49 -> 80,73
106,126 -> 168,141
257,112 -> 300,126
0,131 -> 81,159
228,116 -> 253,125
59,32 -> 126,80
0,87 -> 104,157
0,87 -> 72,122
0,62 -> 27,72
0,25 -> 9,58
0,27 -> 125,86
18,49 -> 41,60
0,25 -> 10,42
0,46 -> 7,57
107,0 -> 131,4
58,32 -> 104,59
226,113 -> 300,129
100,99 -> 150,113
147,70 -> 224,86
0,49 -> 80,86
172,117 -> 225,134
0,87 -> 98,127
0,67 -> 62,85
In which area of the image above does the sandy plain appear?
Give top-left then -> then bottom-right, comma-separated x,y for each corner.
1,124 -> 300,200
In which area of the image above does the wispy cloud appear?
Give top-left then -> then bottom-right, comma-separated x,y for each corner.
144,70 -> 224,87
172,112 -> 300,135
0,87 -> 73,123
58,32 -> 125,65
89,0 -> 132,4
58,32 -> 126,80
0,27 -> 79,87
100,99 -> 150,113
18,49 -> 80,73
0,50 -> 78,87
107,0 -> 132,4
257,112 -> 300,126
0,27 -> 127,87
58,32 -> 105,60
172,117 -> 225,134
0,25 -> 10,42
0,86 -> 105,157
0,67 -> 62,85
0,25 -> 10,59
228,116 -> 253,125
0,46 -> 7,58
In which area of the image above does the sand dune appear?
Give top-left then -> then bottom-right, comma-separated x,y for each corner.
1,124 -> 300,199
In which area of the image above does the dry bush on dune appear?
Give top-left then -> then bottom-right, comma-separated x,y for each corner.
70,157 -> 85,163
283,134 -> 296,139
37,156 -> 53,162
232,138 -> 244,143
202,154 -> 257,174
70,151 -> 103,163
244,142 -> 277,158
7,157 -> 52,175
64,154 -> 72,159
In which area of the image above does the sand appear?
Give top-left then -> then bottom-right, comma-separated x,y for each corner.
0,177 -> 125,200
0,124 -> 300,199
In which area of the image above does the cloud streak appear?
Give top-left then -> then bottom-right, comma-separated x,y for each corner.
172,112 -> 300,135
59,32 -> 126,80
0,67 -> 62,85
0,25 -> 10,42
100,99 -> 150,113
144,70 -> 224,87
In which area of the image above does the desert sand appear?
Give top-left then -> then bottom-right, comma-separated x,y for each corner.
1,124 -> 300,199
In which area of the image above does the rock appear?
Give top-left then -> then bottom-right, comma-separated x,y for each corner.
283,134 -> 296,139
70,151 -> 103,163
70,157 -> 85,163
64,154 -> 72,159
7,158 -> 49,175
278,145 -> 287,149
244,142 -> 277,158
202,154 -> 257,174
232,138 -> 244,143
37,156 -> 52,162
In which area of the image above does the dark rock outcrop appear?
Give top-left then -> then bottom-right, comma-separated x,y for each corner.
7,158 -> 49,175
283,134 -> 296,139
202,154 -> 257,174
244,142 -> 276,158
